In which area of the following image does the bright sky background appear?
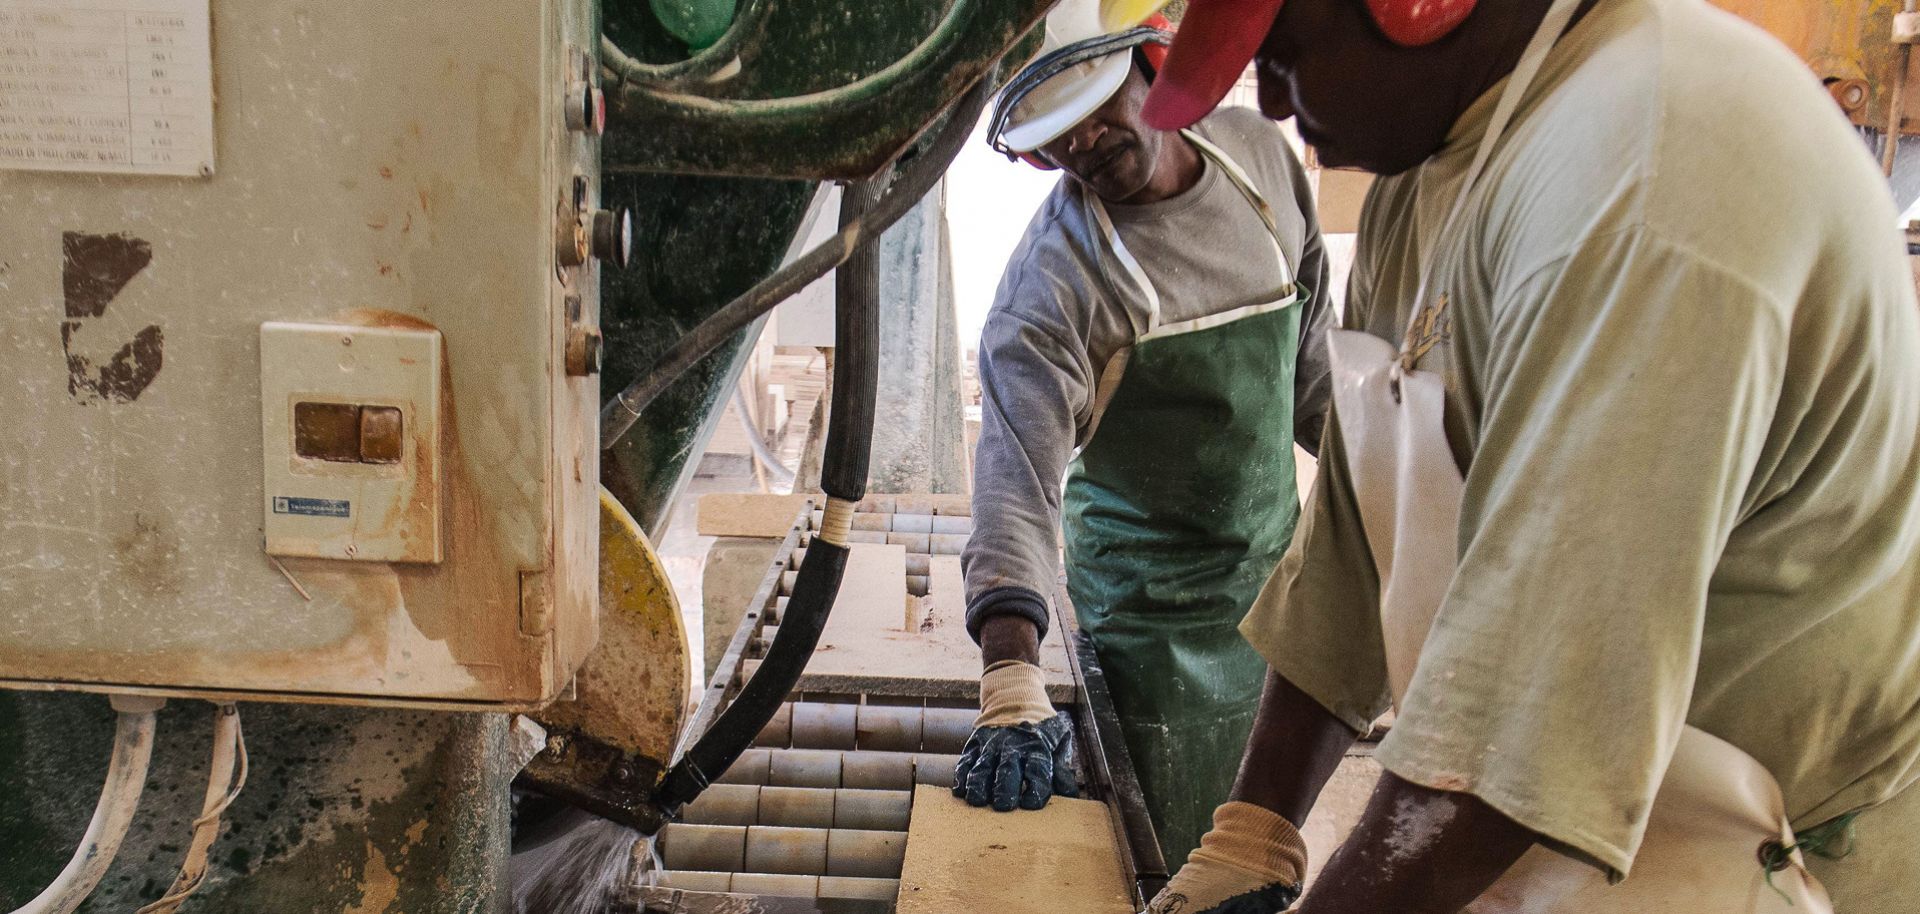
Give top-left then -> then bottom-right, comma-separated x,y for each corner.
945,110 -> 1065,353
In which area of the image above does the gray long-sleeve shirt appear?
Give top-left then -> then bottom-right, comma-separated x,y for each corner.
964,106 -> 1332,640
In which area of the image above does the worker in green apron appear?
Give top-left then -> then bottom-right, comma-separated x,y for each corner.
952,0 -> 1332,868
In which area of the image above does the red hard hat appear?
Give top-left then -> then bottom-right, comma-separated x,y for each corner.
1136,0 -> 1478,130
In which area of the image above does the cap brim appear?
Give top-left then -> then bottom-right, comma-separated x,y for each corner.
1001,52 -> 1132,153
1140,0 -> 1285,130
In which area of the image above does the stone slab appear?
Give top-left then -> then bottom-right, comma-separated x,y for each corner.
698,494 -> 814,538
895,785 -> 1134,914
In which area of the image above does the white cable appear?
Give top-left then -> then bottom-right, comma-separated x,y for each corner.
733,385 -> 798,487
10,693 -> 164,914
136,704 -> 248,914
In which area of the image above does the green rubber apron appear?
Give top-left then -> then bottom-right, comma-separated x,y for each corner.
1063,132 -> 1304,868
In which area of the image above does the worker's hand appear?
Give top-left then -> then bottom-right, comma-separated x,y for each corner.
953,660 -> 1078,811
1142,802 -> 1307,914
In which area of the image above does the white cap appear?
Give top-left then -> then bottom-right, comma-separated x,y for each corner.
999,0 -> 1135,153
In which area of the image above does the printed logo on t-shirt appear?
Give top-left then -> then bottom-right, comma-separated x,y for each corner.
1399,294 -> 1452,373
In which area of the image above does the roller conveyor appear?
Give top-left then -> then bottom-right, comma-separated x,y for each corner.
620,498 -> 1169,913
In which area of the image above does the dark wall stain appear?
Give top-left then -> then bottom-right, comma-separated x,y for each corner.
62,232 -> 152,318
58,232 -> 163,404
63,323 -> 164,404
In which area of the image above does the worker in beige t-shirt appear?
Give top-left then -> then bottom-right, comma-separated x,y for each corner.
1098,0 -> 1920,912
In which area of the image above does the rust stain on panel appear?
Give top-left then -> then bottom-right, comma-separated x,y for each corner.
61,232 -> 151,318
60,231 -> 162,403
63,321 -> 164,404
111,512 -> 185,598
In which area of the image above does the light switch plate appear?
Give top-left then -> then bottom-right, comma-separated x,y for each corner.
260,322 -> 444,563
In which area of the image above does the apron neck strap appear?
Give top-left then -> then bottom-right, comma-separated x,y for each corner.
1088,128 -> 1294,335
1406,0 -> 1584,325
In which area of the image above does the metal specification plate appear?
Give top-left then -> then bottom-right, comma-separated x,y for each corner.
0,0 -> 213,177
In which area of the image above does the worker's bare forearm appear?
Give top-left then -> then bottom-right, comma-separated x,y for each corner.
1229,669 -> 1359,828
1296,772 -> 1538,914
979,614 -> 1042,667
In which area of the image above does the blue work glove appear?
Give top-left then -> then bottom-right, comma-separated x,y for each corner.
952,660 -> 1079,811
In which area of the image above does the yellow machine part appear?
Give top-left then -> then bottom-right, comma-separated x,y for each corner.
532,488 -> 689,768
1711,0 -> 1914,130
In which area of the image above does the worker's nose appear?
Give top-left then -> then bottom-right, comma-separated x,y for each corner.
1065,121 -> 1106,157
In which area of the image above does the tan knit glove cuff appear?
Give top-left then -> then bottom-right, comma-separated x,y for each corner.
974,660 -> 1055,728
1147,802 -> 1307,913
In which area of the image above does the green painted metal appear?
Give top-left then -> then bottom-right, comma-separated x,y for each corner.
650,0 -> 737,49
599,174 -> 817,535
596,1 -> 1042,529
0,694 -> 513,913
601,0 -> 1050,179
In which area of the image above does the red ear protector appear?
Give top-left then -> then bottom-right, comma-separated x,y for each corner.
989,18 -> 1176,172
1366,0 -> 1478,47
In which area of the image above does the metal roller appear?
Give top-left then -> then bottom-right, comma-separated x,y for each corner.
790,702 -> 858,751
826,828 -> 908,878
656,871 -> 903,902
779,570 -> 798,596
755,786 -> 837,829
832,788 -> 911,831
712,747 -> 956,790
906,574 -> 930,596
905,554 -> 931,576
837,750 -> 914,791
744,825 -> 829,875
756,702 -> 975,752
913,753 -> 960,787
930,533 -> 969,554
852,704 -> 922,752
856,496 -> 896,513
890,513 -> 933,534
930,514 -> 972,534
755,703 -> 975,753
753,702 -> 793,748
767,748 -> 843,788
730,872 -> 821,898
657,870 -> 733,893
920,707 -> 976,754
845,530 -> 889,545
850,513 -> 890,532
662,824 -> 909,879
659,823 -> 747,872
819,876 -> 901,901
714,748 -> 772,786
680,784 -> 913,832
681,782 -> 761,826
885,532 -> 931,553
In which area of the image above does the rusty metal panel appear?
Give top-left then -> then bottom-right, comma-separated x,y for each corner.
0,0 -> 602,708
1709,0 -> 1918,129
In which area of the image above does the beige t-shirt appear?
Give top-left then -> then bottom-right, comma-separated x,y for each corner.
1241,0 -> 1920,880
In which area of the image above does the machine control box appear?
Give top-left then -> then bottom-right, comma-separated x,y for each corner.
260,322 -> 444,564
0,0 -> 604,709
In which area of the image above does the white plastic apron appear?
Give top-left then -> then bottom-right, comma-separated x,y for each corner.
1326,1 -> 1831,910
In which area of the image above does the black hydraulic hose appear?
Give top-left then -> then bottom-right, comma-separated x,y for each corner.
599,77 -> 993,451
647,173 -> 886,827
819,177 -> 884,497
